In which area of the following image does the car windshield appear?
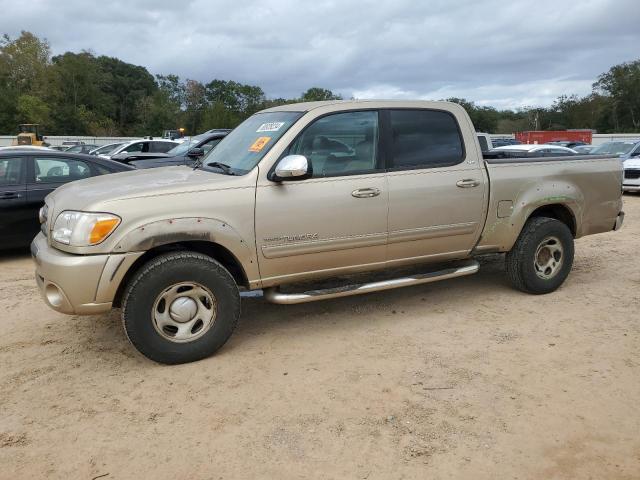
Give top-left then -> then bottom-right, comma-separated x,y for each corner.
202,111 -> 303,174
592,141 -> 638,155
94,143 -> 124,154
166,137 -> 203,156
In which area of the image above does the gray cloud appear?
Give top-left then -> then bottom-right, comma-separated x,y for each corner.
2,0 -> 638,108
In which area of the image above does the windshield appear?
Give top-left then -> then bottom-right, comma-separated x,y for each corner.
94,143 -> 124,155
592,141 -> 638,155
202,111 -> 303,174
166,138 -> 201,156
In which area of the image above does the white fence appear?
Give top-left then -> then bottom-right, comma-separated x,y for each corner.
0,135 -> 140,147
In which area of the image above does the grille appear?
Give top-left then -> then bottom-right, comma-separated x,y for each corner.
625,169 -> 640,180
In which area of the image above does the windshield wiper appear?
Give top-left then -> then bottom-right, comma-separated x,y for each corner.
205,161 -> 236,175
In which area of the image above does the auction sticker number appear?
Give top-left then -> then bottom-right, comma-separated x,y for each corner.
249,137 -> 271,152
256,122 -> 285,132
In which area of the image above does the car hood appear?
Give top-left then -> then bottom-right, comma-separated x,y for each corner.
47,166 -> 251,212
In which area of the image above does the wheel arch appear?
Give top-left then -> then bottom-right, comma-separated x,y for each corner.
527,203 -> 577,236
112,240 -> 249,308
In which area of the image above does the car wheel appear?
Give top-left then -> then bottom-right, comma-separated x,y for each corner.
122,251 -> 240,364
505,217 -> 574,294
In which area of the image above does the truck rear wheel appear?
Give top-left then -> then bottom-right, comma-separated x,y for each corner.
121,251 -> 240,364
505,217 -> 574,294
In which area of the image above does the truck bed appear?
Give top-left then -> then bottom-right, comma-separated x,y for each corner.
476,154 -> 623,252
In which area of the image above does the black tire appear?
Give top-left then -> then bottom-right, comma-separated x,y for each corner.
121,251 -> 240,364
505,217 -> 574,294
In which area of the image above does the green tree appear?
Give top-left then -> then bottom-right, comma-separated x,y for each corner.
0,31 -> 50,96
446,98 -> 499,132
300,87 -> 342,102
97,55 -> 157,131
183,79 -> 207,134
16,94 -> 50,124
0,31 -> 50,132
48,51 -> 110,134
594,60 -> 640,131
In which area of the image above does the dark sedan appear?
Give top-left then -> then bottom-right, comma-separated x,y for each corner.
0,149 -> 133,249
111,130 -> 230,169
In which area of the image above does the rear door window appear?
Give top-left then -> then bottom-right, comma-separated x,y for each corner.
0,157 -> 25,185
387,109 -> 464,170
150,141 -> 176,153
34,157 -> 92,183
124,142 -> 146,153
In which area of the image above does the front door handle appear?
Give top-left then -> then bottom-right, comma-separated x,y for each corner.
456,179 -> 480,188
0,192 -> 21,200
352,187 -> 381,198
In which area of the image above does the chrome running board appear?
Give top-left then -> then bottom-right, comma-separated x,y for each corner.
263,260 -> 480,305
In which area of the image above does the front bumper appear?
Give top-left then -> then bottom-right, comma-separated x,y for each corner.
623,174 -> 640,192
31,233 -> 142,315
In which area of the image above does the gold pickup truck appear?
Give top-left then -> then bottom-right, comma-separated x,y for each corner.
32,100 -> 625,364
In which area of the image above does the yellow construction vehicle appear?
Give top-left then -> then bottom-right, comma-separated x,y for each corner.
12,124 -> 49,146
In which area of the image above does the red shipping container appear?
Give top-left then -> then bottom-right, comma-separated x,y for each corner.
515,130 -> 592,144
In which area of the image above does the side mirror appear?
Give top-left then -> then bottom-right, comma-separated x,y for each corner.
187,147 -> 204,157
272,155 -> 311,181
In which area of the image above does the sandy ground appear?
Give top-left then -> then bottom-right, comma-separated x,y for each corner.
1,196 -> 639,480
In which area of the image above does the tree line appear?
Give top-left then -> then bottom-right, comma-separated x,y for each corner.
1,31 -> 638,136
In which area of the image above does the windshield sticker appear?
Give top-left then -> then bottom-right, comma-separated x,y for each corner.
249,136 -> 271,152
256,122 -> 285,133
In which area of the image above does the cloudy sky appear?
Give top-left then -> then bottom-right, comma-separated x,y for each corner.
1,0 -> 638,109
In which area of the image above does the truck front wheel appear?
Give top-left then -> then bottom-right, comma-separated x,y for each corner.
505,217 -> 574,294
121,251 -> 241,364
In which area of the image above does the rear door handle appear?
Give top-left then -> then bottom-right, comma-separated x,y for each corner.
0,192 -> 21,199
456,179 -> 480,188
352,187 -> 381,198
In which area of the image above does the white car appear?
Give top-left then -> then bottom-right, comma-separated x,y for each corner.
100,139 -> 179,160
492,144 -> 578,156
88,142 -> 125,156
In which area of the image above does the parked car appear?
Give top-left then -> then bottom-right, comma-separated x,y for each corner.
60,141 -> 84,148
89,143 -> 125,156
1,150 -> 132,249
489,144 -> 578,157
476,133 -> 494,152
64,144 -> 100,154
591,140 -> 640,157
0,145 -> 55,151
573,145 -> 598,155
548,141 -> 587,149
594,140 -> 640,192
99,139 -> 179,160
491,138 -> 521,148
114,131 -> 229,169
32,100 -> 624,364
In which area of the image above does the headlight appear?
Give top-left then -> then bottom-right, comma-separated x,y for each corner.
38,204 -> 48,224
52,211 -> 121,246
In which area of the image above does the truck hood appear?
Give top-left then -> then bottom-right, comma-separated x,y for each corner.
48,166 -> 250,212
